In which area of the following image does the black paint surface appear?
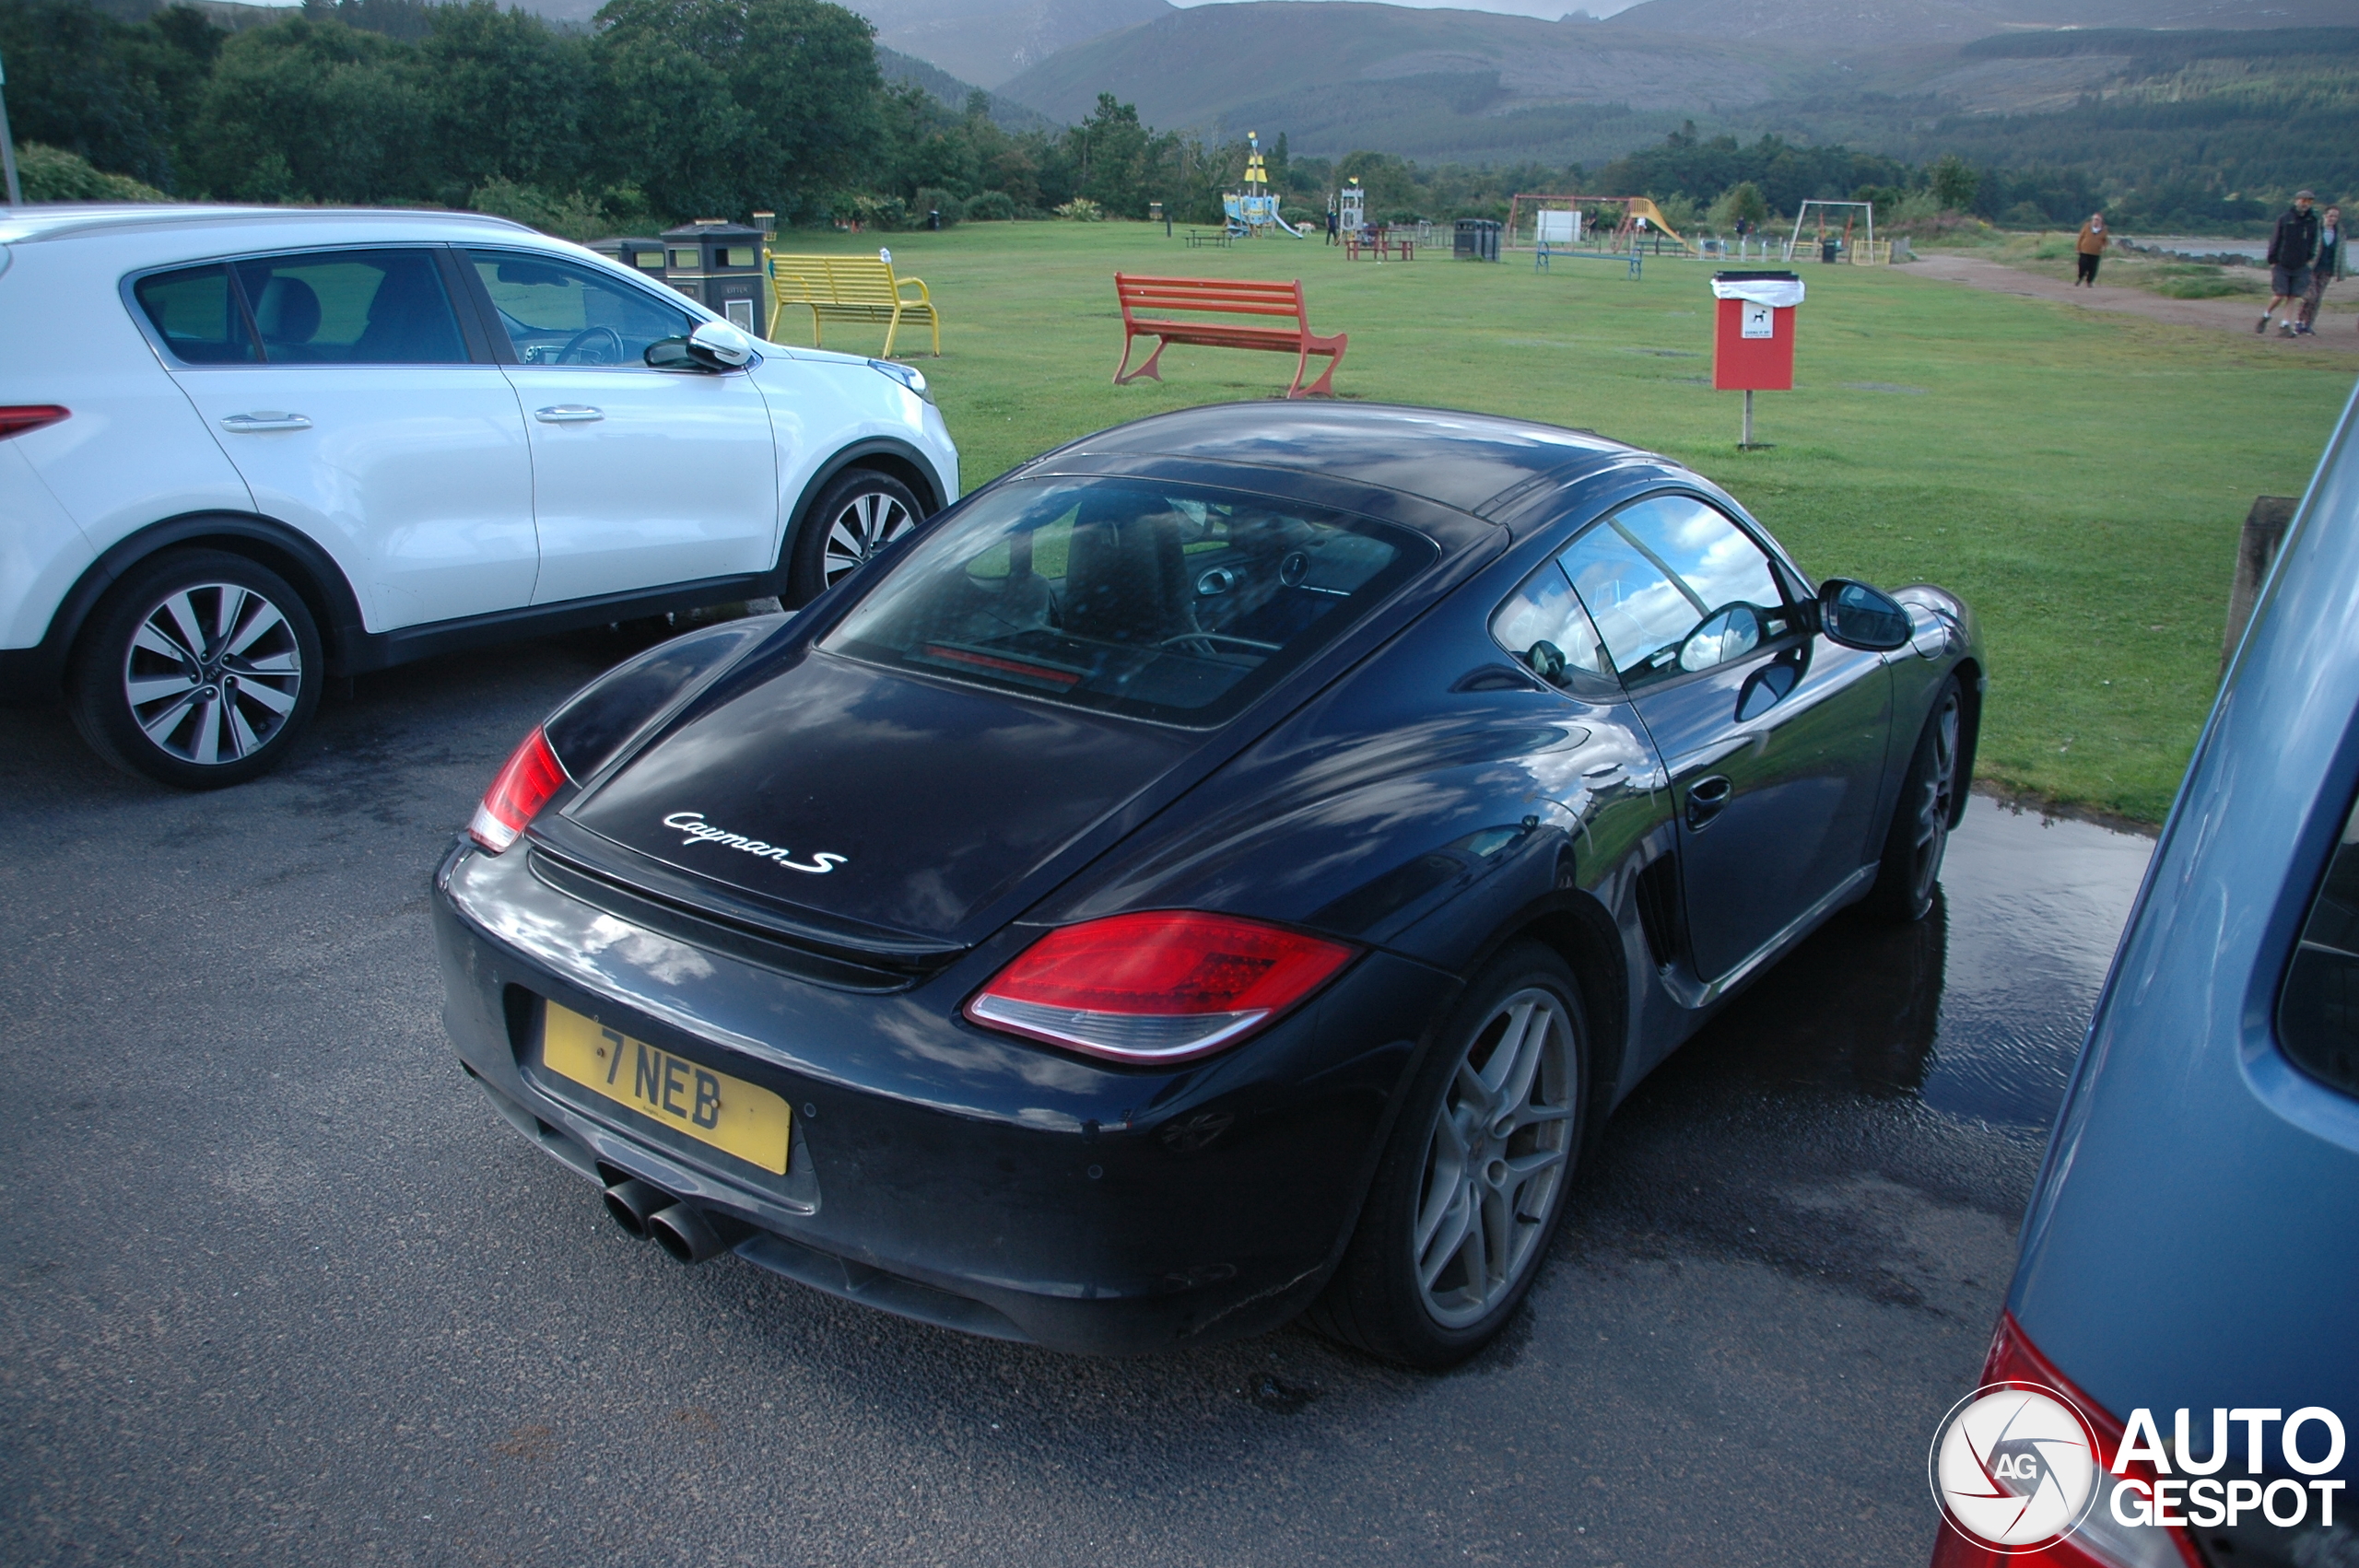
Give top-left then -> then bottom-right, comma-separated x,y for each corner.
0,629 -> 2149,1567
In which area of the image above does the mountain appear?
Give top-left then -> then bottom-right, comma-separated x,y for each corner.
876,43 -> 1056,129
852,0 -> 1172,88
1595,0 -> 2359,48
996,2 -> 1787,158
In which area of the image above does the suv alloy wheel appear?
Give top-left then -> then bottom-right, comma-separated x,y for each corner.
67,548 -> 324,790
789,469 -> 925,603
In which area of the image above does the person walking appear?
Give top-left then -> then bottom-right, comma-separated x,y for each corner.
2075,212 -> 2108,285
1326,205 -> 1339,246
2297,205 -> 2343,335
2261,190 -> 2320,336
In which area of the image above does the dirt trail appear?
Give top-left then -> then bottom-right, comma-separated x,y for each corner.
1905,252 -> 2359,353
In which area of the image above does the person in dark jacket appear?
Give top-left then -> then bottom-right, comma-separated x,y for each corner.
2297,205 -> 2342,335
2261,191 -> 2319,336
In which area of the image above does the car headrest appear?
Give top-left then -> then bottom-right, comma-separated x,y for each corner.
253,276 -> 322,345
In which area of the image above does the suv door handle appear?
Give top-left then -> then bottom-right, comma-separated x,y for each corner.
1684,775 -> 1732,830
534,405 -> 604,423
220,412 -> 311,432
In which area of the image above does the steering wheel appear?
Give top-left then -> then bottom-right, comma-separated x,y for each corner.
555,325 -> 624,366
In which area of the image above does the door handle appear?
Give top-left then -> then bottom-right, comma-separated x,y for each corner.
1684,775 -> 1732,830
219,412 -> 311,432
534,405 -> 604,423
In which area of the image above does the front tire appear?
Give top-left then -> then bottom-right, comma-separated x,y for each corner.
1309,941 -> 1589,1369
1865,674 -> 1964,922
787,468 -> 924,604
66,548 -> 323,790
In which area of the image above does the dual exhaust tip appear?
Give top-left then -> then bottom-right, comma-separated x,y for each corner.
603,1177 -> 747,1264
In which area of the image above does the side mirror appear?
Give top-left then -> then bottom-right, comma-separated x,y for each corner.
644,321 -> 754,372
1678,603 -> 1764,673
1818,579 -> 1912,651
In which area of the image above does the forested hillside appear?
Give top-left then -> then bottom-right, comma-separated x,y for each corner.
6,0 -> 2349,235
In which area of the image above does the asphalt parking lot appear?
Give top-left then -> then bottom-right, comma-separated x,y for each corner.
0,631 -> 2155,1567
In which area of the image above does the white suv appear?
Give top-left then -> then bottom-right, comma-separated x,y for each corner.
0,205 -> 959,787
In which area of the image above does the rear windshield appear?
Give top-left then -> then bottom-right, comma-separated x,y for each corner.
821,478 -> 1432,727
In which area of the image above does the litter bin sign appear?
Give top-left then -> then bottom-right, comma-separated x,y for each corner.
1711,270 -> 1802,392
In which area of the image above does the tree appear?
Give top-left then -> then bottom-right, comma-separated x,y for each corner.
1931,153 -> 1979,213
420,2 -> 592,204
0,0 -> 222,192
188,16 -> 429,203
593,0 -> 884,222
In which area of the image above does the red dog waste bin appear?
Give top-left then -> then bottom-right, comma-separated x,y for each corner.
1711,270 -> 1802,446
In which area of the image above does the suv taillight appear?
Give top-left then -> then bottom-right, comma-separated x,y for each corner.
1930,1314 -> 2201,1568
0,405 -> 69,441
965,910 -> 1357,1064
469,727 -> 568,853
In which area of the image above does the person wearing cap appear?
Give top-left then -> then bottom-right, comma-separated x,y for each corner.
2296,205 -> 2343,336
2261,191 -> 2320,337
2074,212 -> 2109,286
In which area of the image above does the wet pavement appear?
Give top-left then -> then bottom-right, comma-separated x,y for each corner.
0,636 -> 2154,1566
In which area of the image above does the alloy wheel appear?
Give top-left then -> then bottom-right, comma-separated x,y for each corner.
121,581 -> 305,766
1413,987 -> 1579,1328
820,489 -> 918,589
1907,687 -> 1963,907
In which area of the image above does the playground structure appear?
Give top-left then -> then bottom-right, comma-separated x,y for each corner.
1789,200 -> 1891,264
1222,132 -> 1306,239
1334,179 -> 1364,238
1505,195 -> 1696,256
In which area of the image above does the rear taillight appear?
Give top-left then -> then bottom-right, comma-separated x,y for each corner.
965,910 -> 1357,1064
0,405 -> 69,441
468,727 -> 569,853
1930,1315 -> 2201,1568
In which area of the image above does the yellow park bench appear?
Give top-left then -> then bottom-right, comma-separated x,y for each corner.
767,252 -> 941,357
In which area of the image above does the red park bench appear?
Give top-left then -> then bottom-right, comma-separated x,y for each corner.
1111,273 -> 1348,399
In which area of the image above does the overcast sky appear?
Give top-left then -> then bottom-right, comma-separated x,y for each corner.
1167,0 -> 1648,18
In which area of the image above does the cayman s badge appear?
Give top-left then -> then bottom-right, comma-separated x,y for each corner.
661,812 -> 846,874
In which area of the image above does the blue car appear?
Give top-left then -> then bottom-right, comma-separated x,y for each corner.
432,403 -> 1984,1366
1931,389 -> 2359,1567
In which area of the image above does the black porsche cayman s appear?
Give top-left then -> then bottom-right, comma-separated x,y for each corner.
432,403 -> 1983,1367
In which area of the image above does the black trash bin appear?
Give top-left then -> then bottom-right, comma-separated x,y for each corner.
1454,218 -> 1501,262
1820,239 -> 1841,263
658,220 -> 770,336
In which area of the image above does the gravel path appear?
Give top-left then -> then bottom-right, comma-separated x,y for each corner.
1907,252 -> 2359,351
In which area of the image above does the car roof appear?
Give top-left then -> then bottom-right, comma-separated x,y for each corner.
1050,402 -> 1647,518
0,203 -> 543,248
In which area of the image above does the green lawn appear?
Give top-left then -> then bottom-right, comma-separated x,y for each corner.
768,221 -> 2356,822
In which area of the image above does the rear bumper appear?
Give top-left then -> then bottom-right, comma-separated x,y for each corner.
431,839 -> 1452,1354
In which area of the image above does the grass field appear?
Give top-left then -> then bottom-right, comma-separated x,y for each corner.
766,221 -> 2357,821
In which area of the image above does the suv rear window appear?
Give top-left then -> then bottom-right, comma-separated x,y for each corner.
821,478 -> 1432,727
2280,789 -> 2359,1098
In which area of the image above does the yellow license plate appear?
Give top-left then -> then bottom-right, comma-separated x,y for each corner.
541,1003 -> 791,1175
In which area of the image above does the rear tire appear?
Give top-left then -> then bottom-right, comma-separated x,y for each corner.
787,468 -> 924,604
1864,674 -> 1964,923
66,548 -> 323,790
1308,941 -> 1589,1370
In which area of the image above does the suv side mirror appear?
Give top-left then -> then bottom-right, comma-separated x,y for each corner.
1817,579 -> 1912,651
645,321 -> 754,372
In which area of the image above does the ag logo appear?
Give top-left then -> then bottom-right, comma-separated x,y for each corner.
1930,1383 -> 2102,1551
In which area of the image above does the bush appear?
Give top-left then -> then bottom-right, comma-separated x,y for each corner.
469,178 -> 643,242
1052,196 -> 1103,222
961,190 -> 1015,221
17,143 -> 168,203
829,191 -> 907,230
912,186 -> 959,228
